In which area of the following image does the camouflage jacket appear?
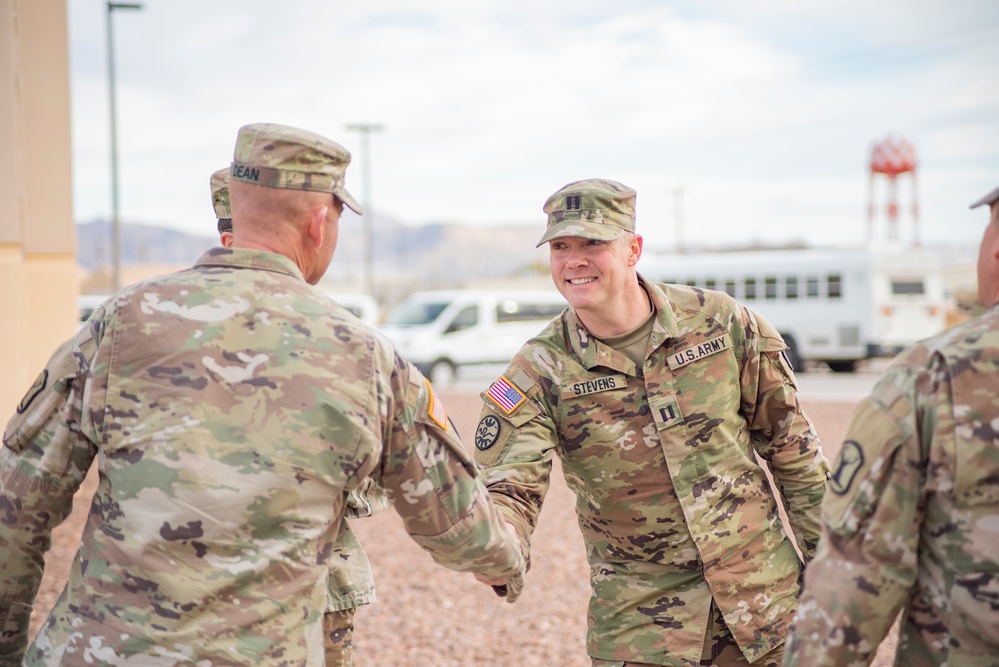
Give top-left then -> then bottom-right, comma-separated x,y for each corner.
784,304 -> 999,667
0,248 -> 523,666
327,477 -> 392,612
474,278 -> 828,666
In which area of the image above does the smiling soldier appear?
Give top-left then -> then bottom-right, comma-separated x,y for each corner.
472,178 -> 830,667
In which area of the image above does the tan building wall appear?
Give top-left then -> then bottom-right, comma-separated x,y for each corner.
0,0 -> 76,415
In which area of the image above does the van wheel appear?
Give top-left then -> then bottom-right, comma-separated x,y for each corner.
826,360 -> 857,373
428,359 -> 457,386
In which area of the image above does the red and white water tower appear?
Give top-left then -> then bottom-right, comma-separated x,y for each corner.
867,134 -> 919,246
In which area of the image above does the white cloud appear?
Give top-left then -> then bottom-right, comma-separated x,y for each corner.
67,0 -> 999,251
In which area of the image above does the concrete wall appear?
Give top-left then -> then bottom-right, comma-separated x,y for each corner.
0,0 -> 76,415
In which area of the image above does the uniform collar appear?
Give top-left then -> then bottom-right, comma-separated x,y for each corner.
564,273 -> 679,375
194,247 -> 307,282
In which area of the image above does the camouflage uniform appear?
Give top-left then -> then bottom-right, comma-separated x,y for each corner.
783,303 -> 999,666
0,124 -> 523,665
475,276 -> 829,666
210,165 -> 386,665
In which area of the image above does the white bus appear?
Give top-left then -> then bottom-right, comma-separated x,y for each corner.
639,246 -> 947,372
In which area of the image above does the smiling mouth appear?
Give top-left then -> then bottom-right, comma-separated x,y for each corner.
568,277 -> 596,285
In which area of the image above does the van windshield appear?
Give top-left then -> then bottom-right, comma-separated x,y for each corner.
385,300 -> 450,326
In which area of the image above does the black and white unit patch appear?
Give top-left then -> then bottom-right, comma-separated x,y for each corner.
475,415 -> 501,450
830,440 -> 865,495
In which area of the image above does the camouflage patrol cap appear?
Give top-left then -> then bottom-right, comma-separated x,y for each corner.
210,167 -> 232,234
537,178 -> 637,247
230,122 -> 363,215
970,185 -> 999,210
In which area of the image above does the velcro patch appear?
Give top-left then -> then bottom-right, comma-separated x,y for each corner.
486,376 -> 526,415
561,374 -> 627,399
424,378 -> 448,429
650,396 -> 684,430
667,334 -> 731,370
17,369 -> 49,414
475,414 -> 501,450
821,395 -> 908,536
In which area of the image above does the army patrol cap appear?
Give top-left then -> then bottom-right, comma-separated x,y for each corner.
230,122 -> 364,215
537,178 -> 637,247
210,167 -> 232,234
969,185 -> 999,210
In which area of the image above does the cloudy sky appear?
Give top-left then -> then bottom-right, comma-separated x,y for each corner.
67,0 -> 999,252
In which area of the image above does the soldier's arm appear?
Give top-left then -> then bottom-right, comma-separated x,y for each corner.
472,370 -> 559,575
374,358 -> 525,581
740,308 -> 829,558
0,321 -> 102,662
783,360 -> 933,666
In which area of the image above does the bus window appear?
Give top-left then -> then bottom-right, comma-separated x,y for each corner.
806,276 -> 819,298
827,274 -> 843,299
724,280 -> 736,297
785,276 -> 798,300
744,278 -> 757,300
704,278 -> 716,290
891,280 -> 925,295
764,277 -> 778,300
686,279 -> 698,287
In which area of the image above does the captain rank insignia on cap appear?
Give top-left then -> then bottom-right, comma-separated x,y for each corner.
486,376 -> 526,414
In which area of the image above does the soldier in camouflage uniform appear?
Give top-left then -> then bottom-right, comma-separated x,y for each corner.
210,167 -> 387,666
782,185 -> 999,667
472,179 -> 829,667
211,166 -> 234,244
0,122 -> 524,666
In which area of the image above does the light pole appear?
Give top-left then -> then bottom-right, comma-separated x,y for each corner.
345,123 -> 383,296
107,2 -> 143,293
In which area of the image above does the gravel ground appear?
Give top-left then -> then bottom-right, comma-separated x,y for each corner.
28,393 -> 898,666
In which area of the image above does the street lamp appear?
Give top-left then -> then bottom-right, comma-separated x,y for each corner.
107,1 -> 143,293
345,123 -> 383,296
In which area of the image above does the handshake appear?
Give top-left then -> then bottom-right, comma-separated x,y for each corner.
473,521 -> 525,603
474,571 -> 525,603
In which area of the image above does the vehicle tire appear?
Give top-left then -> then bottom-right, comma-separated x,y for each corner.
427,359 -> 457,385
782,334 -> 804,373
826,359 -> 857,373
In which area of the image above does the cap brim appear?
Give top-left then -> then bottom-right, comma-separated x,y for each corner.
337,187 -> 364,216
536,220 -> 626,248
970,185 -> 999,210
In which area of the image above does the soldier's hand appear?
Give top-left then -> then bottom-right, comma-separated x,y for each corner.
474,572 -> 525,603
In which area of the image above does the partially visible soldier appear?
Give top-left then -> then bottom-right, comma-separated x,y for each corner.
210,166 -> 234,246
0,122 -> 524,665
209,167 -> 386,666
473,178 -> 830,666
783,185 -> 999,666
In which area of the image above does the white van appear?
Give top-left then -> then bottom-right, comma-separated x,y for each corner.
379,289 -> 568,384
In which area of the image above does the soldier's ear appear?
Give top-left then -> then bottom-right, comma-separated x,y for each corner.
628,234 -> 643,266
307,205 -> 328,249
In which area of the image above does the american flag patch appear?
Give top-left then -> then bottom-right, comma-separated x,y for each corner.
486,376 -> 526,414
424,378 -> 448,429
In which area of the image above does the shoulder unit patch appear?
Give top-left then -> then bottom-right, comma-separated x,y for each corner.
424,378 -> 448,429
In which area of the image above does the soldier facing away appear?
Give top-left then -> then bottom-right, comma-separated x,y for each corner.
472,178 -> 830,666
210,166 -> 386,666
782,184 -> 999,666
0,122 -> 524,665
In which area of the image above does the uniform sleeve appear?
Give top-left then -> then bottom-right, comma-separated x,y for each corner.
374,356 -> 525,581
782,360 -> 934,667
470,374 -> 559,570
0,319 -> 102,663
740,307 -> 829,560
